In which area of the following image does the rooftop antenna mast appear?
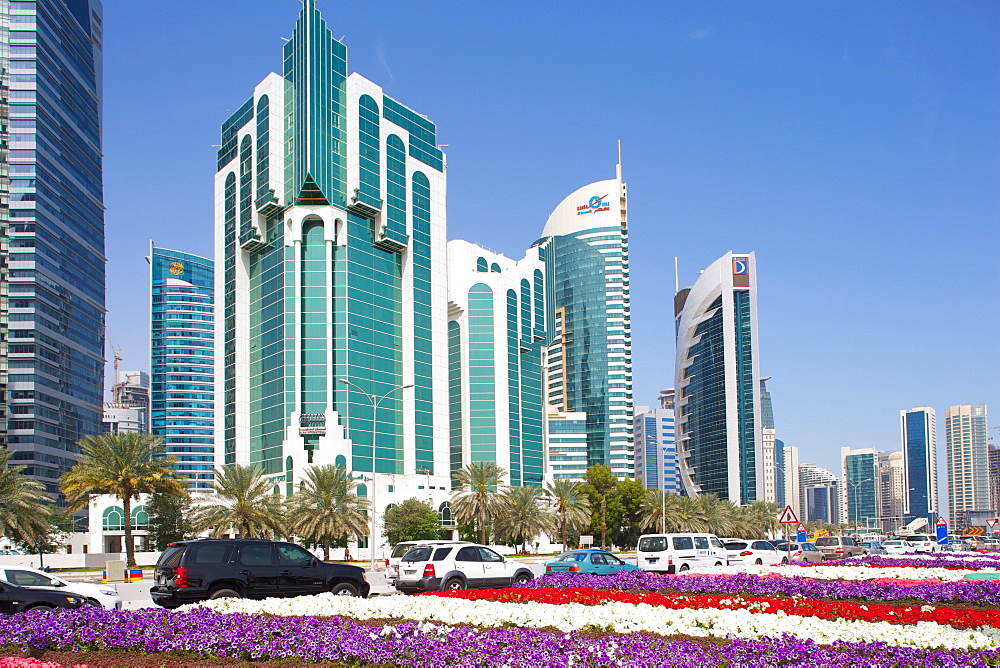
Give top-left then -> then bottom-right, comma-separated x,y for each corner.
674,257 -> 680,293
616,140 -> 622,181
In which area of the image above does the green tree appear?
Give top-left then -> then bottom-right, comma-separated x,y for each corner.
612,478 -> 647,549
450,462 -> 510,544
0,448 -> 51,546
675,495 -> 708,532
193,464 -> 283,540
544,479 -> 590,552
60,433 -> 185,567
582,464 -> 618,548
495,486 -> 553,553
382,498 -> 443,546
697,493 -> 741,537
740,500 -> 780,539
287,464 -> 369,560
640,490 -> 683,533
146,490 -> 194,551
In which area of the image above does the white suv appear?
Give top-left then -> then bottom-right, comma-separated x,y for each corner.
386,540 -> 470,586
394,542 -> 534,594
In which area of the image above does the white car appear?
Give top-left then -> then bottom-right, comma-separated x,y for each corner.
0,566 -> 122,609
636,533 -> 729,573
882,540 -> 915,555
903,534 -> 942,553
394,542 -> 534,594
721,539 -> 788,566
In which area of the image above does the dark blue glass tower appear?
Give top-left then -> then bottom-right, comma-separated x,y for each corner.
3,0 -> 105,497
150,246 -> 214,491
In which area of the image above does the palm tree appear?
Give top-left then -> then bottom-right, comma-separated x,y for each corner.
494,486 -> 553,553
698,494 -> 741,537
544,479 -> 590,552
675,495 -> 708,532
742,500 -> 780,538
450,462 -> 510,544
287,464 -> 369,560
194,464 -> 283,539
640,489 -> 682,533
60,433 -> 185,567
0,449 -> 51,545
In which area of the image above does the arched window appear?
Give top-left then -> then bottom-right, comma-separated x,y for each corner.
490,263 -> 501,273
131,505 -> 149,530
476,257 -> 488,272
357,95 -> 380,207
357,483 -> 368,498
439,501 -> 454,526
255,95 -> 270,205
102,506 -> 125,531
335,455 -> 347,468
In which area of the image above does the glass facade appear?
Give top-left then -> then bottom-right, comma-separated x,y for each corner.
844,452 -> 878,524
901,407 -> 936,525
633,409 -> 678,493
150,246 -> 215,491
3,0 -> 105,498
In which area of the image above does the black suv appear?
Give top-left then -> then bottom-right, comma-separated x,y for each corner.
150,538 -> 370,608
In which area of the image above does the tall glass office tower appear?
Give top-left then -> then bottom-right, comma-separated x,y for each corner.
900,406 -> 938,526
3,0 -> 105,497
150,245 -> 214,492
841,447 -> 879,526
674,252 -> 762,503
215,1 -> 450,505
538,163 -> 633,478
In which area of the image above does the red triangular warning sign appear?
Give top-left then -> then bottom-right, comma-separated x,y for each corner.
778,505 -> 799,524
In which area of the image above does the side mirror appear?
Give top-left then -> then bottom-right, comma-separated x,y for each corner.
50,579 -> 63,587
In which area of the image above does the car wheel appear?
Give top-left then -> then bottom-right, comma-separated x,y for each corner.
678,564 -> 690,573
331,582 -> 360,597
23,603 -> 54,612
513,573 -> 532,585
444,577 -> 466,591
714,562 -> 723,567
754,559 -> 763,565
781,557 -> 788,564
209,588 -> 241,600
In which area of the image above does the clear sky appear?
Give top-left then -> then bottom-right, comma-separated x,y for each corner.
101,1 -> 999,494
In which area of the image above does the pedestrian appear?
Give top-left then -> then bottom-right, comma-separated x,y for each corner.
344,547 -> 352,561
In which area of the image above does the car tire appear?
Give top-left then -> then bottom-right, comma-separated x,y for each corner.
209,588 -> 241,600
444,577 -> 466,591
330,582 -> 360,597
23,603 -> 54,612
714,562 -> 723,567
781,557 -> 788,564
513,573 -> 532,585
678,564 -> 690,572
754,559 -> 763,565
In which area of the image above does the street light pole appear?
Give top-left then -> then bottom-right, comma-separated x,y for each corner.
339,378 -> 414,570
846,478 -> 873,534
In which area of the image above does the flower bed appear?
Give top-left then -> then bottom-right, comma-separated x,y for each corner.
835,555 -> 1000,570
425,586 -> 1000,629
0,607 -> 995,667
521,570 -> 1000,605
687,563 -> 988,581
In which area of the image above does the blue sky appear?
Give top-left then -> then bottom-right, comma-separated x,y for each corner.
102,1 -> 998,489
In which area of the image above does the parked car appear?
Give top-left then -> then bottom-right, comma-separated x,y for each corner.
0,579 -> 89,613
779,541 -> 824,563
394,542 -> 534,594
636,534 -> 728,574
544,549 -> 638,576
150,538 -> 369,609
722,539 -> 788,566
386,540 -> 470,586
814,536 -> 865,560
882,540 -> 915,555
861,541 -> 887,555
902,534 -> 942,553
0,566 -> 121,610
943,539 -> 970,553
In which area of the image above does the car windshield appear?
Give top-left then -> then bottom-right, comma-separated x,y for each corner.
814,537 -> 839,547
390,544 -> 416,558
723,541 -> 748,550
638,537 -> 667,552
157,545 -> 185,568
400,547 -> 432,562
554,552 -> 588,562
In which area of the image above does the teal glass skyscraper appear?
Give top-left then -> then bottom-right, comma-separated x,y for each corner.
215,1 -> 449,502
539,162 -> 633,479
150,245 -> 214,492
2,0 -> 105,497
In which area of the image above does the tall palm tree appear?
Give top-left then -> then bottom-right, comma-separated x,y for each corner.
544,479 -> 590,552
494,486 -> 553,553
450,462 -> 510,544
742,500 -> 780,539
60,433 -> 185,567
0,449 -> 51,545
194,464 -> 283,539
287,464 -> 369,560
640,489 -> 682,533
698,494 -> 741,537
675,495 -> 709,532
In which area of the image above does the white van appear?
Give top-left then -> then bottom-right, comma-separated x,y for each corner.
636,533 -> 728,574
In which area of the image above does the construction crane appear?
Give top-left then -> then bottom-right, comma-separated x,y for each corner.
106,329 -> 123,386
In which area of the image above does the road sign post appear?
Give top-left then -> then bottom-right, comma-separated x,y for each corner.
936,517 -> 948,547
796,524 -> 807,542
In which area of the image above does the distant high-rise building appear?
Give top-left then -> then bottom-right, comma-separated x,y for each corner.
3,0 -> 106,498
798,463 -> 840,523
150,246 -> 215,492
879,451 -> 905,532
784,445 -> 800,517
841,447 -> 879,527
546,409 -> 588,481
945,404 -> 989,528
102,406 -> 143,434
989,444 -> 1000,515
215,0 -> 453,548
633,399 -> 678,494
445,240 -> 547,487
674,252 -> 762,503
760,378 -> 780,506
900,406 -> 938,525
539,165 -> 632,479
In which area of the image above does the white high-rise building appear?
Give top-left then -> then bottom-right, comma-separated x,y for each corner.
674,252 -> 763,503
446,240 -> 548,487
799,463 -> 840,524
946,404 -> 990,528
784,445 -> 801,518
633,397 -> 678,494
539,163 -> 633,479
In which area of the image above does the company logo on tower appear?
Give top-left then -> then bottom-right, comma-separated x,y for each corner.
576,194 -> 610,215
732,259 -> 748,275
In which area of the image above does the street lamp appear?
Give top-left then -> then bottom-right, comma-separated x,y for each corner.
846,478 -> 873,530
339,378 -> 414,570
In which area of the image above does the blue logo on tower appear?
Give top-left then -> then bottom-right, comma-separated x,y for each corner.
732,259 -> 748,275
576,194 -> 610,215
